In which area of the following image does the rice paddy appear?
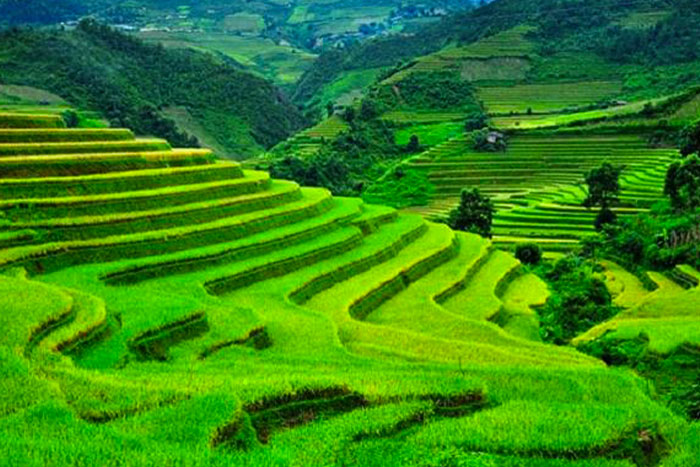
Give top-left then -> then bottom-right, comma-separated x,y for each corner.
0,101 -> 697,465
406,134 -> 677,251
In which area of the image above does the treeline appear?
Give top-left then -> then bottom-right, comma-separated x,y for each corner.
0,20 -> 306,157
594,6 -> 700,65
0,0 -> 97,25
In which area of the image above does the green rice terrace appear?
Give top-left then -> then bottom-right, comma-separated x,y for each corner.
406,133 -> 677,252
0,108 -> 699,466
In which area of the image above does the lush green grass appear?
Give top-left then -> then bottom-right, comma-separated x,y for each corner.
574,287 -> 700,353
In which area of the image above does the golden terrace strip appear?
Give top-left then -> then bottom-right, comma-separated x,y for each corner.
0,112 -> 698,466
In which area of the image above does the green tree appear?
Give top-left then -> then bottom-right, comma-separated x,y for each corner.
326,102 -> 335,117
406,134 -> 420,152
465,111 -> 488,132
359,99 -> 380,120
680,119 -> 700,157
515,243 -> 542,265
446,188 -> 494,238
343,107 -> 356,123
665,155 -> 700,211
583,162 -> 623,231
61,110 -> 79,128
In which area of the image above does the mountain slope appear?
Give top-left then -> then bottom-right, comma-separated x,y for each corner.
0,20 -> 307,158
294,0 -> 700,109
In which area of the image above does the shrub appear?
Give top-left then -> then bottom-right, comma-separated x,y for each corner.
665,155 -> 700,212
470,129 -> 507,152
515,243 -> 542,265
61,110 -> 79,128
536,256 -> 619,345
406,134 -> 421,153
594,207 -> 617,231
464,111 -> 488,132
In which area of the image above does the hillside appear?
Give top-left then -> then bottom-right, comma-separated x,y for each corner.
294,0 -> 700,110
0,111 -> 698,465
1,0 -> 700,464
264,0 -> 700,246
0,20 -> 307,158
0,0 -> 480,86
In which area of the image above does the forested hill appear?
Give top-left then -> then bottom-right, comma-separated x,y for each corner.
0,20 -> 307,158
294,0 -> 700,106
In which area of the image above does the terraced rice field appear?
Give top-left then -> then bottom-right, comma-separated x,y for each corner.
574,262 -> 700,354
490,96 -> 670,129
477,81 -> 624,114
383,26 -> 536,84
407,134 -> 677,251
269,115 -> 349,158
0,113 -> 698,465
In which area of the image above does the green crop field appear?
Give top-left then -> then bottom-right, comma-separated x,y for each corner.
138,31 -> 317,86
477,81 -> 624,114
1,111 -> 697,465
407,134 -> 677,251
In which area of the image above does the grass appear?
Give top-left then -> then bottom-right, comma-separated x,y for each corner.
574,287 -> 700,353
0,138 -> 171,157
0,128 -> 134,143
384,25 -> 536,84
0,114 -> 697,466
0,148 -> 216,178
380,110 -> 467,124
0,112 -> 65,129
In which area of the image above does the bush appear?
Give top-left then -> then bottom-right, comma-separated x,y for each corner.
406,134 -> 421,153
375,71 -> 481,111
61,110 -> 79,128
535,255 -> 619,345
470,129 -> 507,152
515,243 -> 542,265
665,155 -> 700,212
464,111 -> 488,132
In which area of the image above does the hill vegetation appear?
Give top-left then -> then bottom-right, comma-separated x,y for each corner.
0,20 -> 307,158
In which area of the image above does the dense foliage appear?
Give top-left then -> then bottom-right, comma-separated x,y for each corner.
586,204 -> 700,271
0,20 -> 306,157
445,188 -> 494,238
583,162 -> 623,231
269,119 -> 401,196
514,243 -> 542,265
665,155 -> 700,212
536,256 -> 619,345
374,72 -> 480,111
